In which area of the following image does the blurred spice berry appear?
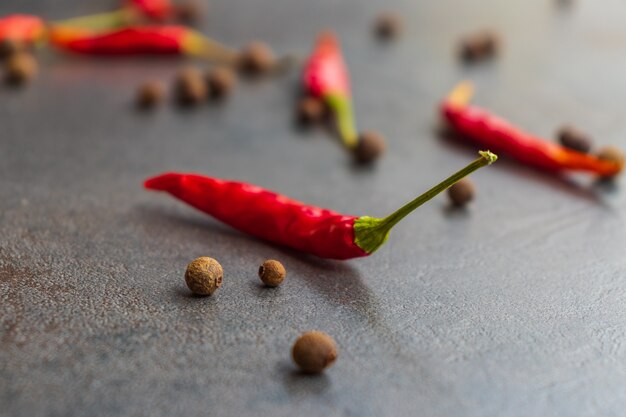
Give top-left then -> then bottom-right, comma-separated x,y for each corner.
556,125 -> 592,154
184,257 -> 223,295
448,178 -> 475,207
0,39 -> 21,60
292,331 -> 338,374
137,80 -> 166,108
596,146 -> 625,177
258,259 -> 286,287
174,66 -> 207,105
296,96 -> 326,125
237,41 -> 275,75
207,66 -> 236,99
459,30 -> 499,62
354,131 -> 386,163
4,51 -> 37,85
176,0 -> 204,23
374,12 -> 403,40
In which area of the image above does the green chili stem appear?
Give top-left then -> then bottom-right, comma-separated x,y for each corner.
353,151 -> 497,254
325,93 -> 358,149
52,10 -> 133,30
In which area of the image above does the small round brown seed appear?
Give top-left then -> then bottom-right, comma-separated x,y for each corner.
258,259 -> 286,287
237,41 -> 275,75
137,81 -> 165,108
207,66 -> 236,99
374,12 -> 403,40
596,146 -> 625,177
174,66 -> 208,105
184,257 -> 223,295
448,178 -> 475,207
296,96 -> 326,125
459,31 -> 499,62
4,51 -> 37,85
176,0 -> 204,23
556,125 -> 592,153
354,131 -> 386,163
0,39 -> 21,60
292,331 -> 338,374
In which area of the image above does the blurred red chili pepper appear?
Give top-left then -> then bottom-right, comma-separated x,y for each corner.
442,82 -> 623,176
0,14 -> 46,45
49,25 -> 236,62
127,0 -> 174,21
144,151 -> 496,260
303,31 -> 358,148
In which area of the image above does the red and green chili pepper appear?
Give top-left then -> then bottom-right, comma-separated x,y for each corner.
0,14 -> 46,46
303,31 -> 358,148
144,151 -> 497,260
442,82 -> 623,176
48,25 -> 236,62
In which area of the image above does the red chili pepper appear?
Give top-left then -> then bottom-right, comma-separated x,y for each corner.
127,0 -> 174,21
144,151 -> 496,260
303,31 -> 358,148
48,25 -> 236,62
0,14 -> 46,45
442,82 -> 623,176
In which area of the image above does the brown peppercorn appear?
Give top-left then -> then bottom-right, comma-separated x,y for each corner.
353,131 -> 386,163
292,331 -> 338,374
237,41 -> 275,75
374,12 -> 403,40
4,51 -> 37,85
207,66 -> 236,99
459,31 -> 499,62
136,81 -> 166,108
596,146 -> 625,177
184,257 -> 223,295
0,39 -> 21,60
176,0 -> 204,23
448,178 -> 475,207
258,259 -> 286,287
296,96 -> 326,125
174,66 -> 208,105
556,125 -> 592,153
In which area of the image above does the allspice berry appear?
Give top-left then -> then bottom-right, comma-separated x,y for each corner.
596,146 -> 625,177
374,12 -> 403,40
258,259 -> 286,287
237,41 -> 275,75
557,125 -> 592,153
0,39 -> 21,60
176,0 -> 204,23
291,331 -> 338,374
184,257 -> 223,295
207,66 -> 236,99
174,66 -> 208,105
459,31 -> 499,62
4,51 -> 37,85
448,178 -> 475,207
354,131 -> 386,163
296,96 -> 326,125
136,81 -> 165,108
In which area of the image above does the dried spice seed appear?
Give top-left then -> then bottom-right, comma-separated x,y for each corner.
137,81 -> 166,108
448,178 -> 475,207
0,39 -> 21,60
459,31 -> 499,62
296,96 -> 326,125
258,259 -> 286,287
556,125 -> 592,154
237,41 -> 275,75
354,131 -> 386,163
176,0 -> 204,23
174,66 -> 208,105
184,257 -> 223,295
207,66 -> 236,99
374,12 -> 403,40
4,51 -> 37,85
291,331 -> 338,374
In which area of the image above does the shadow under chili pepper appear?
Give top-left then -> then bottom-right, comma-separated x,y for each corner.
436,124 -> 613,205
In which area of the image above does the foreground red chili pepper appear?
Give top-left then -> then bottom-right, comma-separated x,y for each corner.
303,31 -> 358,148
0,14 -> 46,45
442,82 -> 623,176
144,151 -> 496,260
48,25 -> 236,62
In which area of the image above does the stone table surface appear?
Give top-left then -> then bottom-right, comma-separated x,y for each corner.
2,0 -> 626,416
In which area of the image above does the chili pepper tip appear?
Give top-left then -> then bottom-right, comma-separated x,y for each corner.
144,172 -> 179,191
447,81 -> 474,107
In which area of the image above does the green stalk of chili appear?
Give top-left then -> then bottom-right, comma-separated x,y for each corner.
303,31 -> 358,149
145,151 -> 497,260
48,25 -> 237,62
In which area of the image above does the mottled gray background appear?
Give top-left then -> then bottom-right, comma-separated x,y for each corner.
1,0 -> 626,416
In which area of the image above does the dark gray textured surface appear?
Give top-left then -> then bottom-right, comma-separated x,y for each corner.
2,0 -> 626,416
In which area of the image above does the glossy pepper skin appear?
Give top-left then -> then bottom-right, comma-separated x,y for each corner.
442,82 -> 623,176
0,14 -> 45,45
303,31 -> 358,148
144,152 -> 496,260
